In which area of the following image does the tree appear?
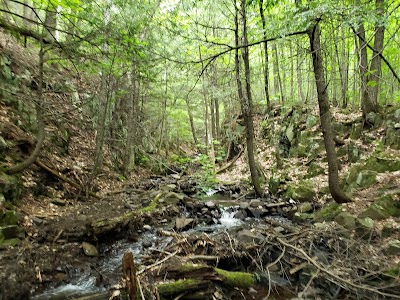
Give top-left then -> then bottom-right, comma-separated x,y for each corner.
308,22 -> 351,204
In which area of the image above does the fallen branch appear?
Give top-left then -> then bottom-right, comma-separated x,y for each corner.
216,149 -> 243,174
34,159 -> 100,199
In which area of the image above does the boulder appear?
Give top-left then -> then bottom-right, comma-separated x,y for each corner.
355,170 -> 377,188
384,240 -> 400,256
236,229 -> 265,244
297,202 -> 313,213
358,204 -> 389,220
0,225 -> 22,240
355,217 -> 375,239
82,242 -> 99,257
375,195 -> 400,218
0,173 -> 23,204
335,212 -> 356,230
249,199 -> 263,208
286,180 -> 316,202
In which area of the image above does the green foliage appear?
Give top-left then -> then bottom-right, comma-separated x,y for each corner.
193,153 -> 218,189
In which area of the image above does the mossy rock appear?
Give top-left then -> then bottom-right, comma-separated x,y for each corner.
0,238 -> 20,249
365,155 -> 400,173
268,175 -> 284,195
384,127 -> 400,150
375,195 -> 400,218
355,217 -> 375,239
305,115 -> 318,128
0,225 -> 23,239
358,204 -> 389,220
347,141 -> 361,163
0,210 -> 21,226
314,203 -> 343,221
355,170 -> 377,188
384,240 -> 400,256
335,212 -> 356,230
0,173 -> 23,204
350,123 -> 362,140
285,179 -> 316,202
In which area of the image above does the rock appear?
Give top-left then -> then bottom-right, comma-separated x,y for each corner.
239,202 -> 249,210
143,225 -> 152,231
170,174 -> 181,180
51,199 -> 67,206
249,199 -> 263,208
366,112 -> 377,125
175,217 -> 194,231
355,217 -> 375,239
163,184 -> 177,191
359,204 -> 389,221
355,170 -> 377,188
233,210 -> 247,220
236,229 -> 265,244
82,242 -> 99,257
350,123 -> 362,140
285,180 -> 316,202
164,192 -> 185,204
306,115 -> 318,128
314,203 -> 342,221
273,226 -> 285,234
297,202 -> 313,213
384,240 -> 400,256
0,225 -> 22,239
246,208 -> 263,218
347,141 -> 361,163
0,210 -> 20,226
374,195 -> 400,218
142,241 -> 152,248
31,216 -> 44,225
268,175 -> 282,195
0,238 -> 20,249
201,207 -> 209,214
205,201 -> 216,209
335,212 -> 356,230
365,155 -> 400,173
0,173 -> 22,204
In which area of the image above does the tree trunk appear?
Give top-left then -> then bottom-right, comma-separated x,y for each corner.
272,43 -> 285,104
297,45 -> 305,103
259,0 -> 271,111
308,24 -> 351,204
43,3 -> 57,41
185,97 -> 198,145
366,0 -> 385,116
6,46 -> 45,175
237,0 -> 263,197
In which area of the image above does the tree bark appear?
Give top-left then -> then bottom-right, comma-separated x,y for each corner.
237,0 -> 263,197
308,24 -> 351,204
6,46 -> 45,175
272,43 -> 284,104
259,0 -> 271,111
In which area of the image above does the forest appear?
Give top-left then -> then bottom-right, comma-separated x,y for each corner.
0,0 -> 399,299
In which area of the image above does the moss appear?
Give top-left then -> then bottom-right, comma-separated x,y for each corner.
375,195 -> 400,217
140,192 -> 162,213
215,268 -> 256,287
314,203 -> 342,221
365,155 -> 400,173
285,179 -> 316,202
157,279 -> 201,296
383,268 -> 400,277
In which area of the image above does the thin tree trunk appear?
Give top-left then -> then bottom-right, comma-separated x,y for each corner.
259,0 -> 271,111
237,0 -> 263,197
297,46 -> 305,103
272,43 -> 285,104
289,40 -> 294,101
158,63 -> 168,154
366,0 -> 385,115
6,46 -> 45,174
309,24 -> 351,204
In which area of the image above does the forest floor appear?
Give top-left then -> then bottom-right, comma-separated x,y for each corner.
0,30 -> 399,300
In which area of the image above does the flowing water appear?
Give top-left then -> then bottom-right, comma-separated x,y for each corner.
33,207 -> 245,300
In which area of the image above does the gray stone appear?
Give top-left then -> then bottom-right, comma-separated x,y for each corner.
233,210 -> 247,220
335,212 -> 356,230
163,184 -> 177,191
0,225 -> 21,239
142,241 -> 152,248
143,225 -> 152,231
246,208 -> 263,218
285,180 -> 316,202
165,192 -> 185,201
384,240 -> 400,256
31,216 -> 44,225
205,201 -> 216,208
201,207 -> 209,214
175,217 -> 194,231
239,202 -> 249,210
236,229 -> 265,244
82,242 -> 99,257
249,199 -> 263,208
273,226 -> 285,234
170,174 -> 181,180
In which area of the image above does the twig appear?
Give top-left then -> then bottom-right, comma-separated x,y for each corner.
137,250 -> 178,275
137,277 -> 145,300
298,269 -> 320,298
276,237 -> 400,299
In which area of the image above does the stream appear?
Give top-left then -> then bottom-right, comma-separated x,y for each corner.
32,190 -> 296,300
